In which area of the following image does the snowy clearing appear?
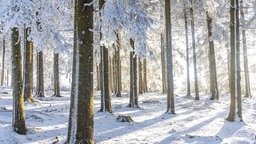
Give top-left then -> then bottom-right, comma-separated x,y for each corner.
1,88 -> 256,144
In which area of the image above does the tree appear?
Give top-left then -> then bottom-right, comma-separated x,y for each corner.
1,38 -> 5,86
183,1 -> 191,97
143,59 -> 148,92
165,0 -> 175,114
206,11 -> 219,100
227,0 -> 242,122
35,51 -> 45,97
189,0 -> 199,100
12,27 -> 26,134
129,39 -> 139,108
115,33 -> 122,97
139,58 -> 143,94
241,0 -> 251,98
23,28 -> 35,102
52,52 -> 61,97
99,0 -> 112,113
66,0 -> 94,143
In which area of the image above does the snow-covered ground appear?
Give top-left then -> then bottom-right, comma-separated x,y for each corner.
1,87 -> 256,144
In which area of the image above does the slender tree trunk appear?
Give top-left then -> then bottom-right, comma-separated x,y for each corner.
11,27 -> 26,134
206,12 -> 219,100
183,1 -> 191,97
129,39 -> 139,108
241,0 -> 251,98
227,0 -> 242,122
99,0 -> 112,113
35,51 -> 45,97
116,33 -> 122,97
112,50 -> 117,94
189,0 -> 199,100
143,59 -> 148,92
53,53 -> 61,97
24,28 -> 34,102
96,64 -> 101,91
109,56 -> 113,93
1,38 -> 5,86
161,33 -> 167,93
165,0 -> 175,114
139,58 -> 143,94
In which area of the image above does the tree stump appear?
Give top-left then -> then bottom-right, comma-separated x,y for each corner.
116,115 -> 134,123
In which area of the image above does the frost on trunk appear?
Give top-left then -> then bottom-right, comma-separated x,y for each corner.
1,38 -> 5,86
241,0 -> 251,98
35,51 -> 45,97
66,0 -> 94,143
161,0 -> 167,94
23,28 -> 35,102
227,0 -> 242,122
165,0 -> 175,114
189,0 -> 199,100
129,39 -> 139,108
12,27 -> 26,135
52,53 -> 61,97
183,1 -> 191,97
206,12 -> 219,100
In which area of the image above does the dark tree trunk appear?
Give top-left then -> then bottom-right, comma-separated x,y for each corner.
24,28 -> 34,102
139,58 -> 143,94
99,0 -> 112,113
227,0 -> 242,122
189,0 -> 199,100
53,53 -> 61,97
143,59 -> 148,92
183,1 -> 191,97
241,0 -> 251,98
96,64 -> 101,91
66,0 -> 94,143
206,12 -> 219,100
35,51 -> 45,97
109,56 -> 113,93
11,27 -> 26,134
129,39 -> 139,108
165,0 -> 175,114
1,38 -> 5,86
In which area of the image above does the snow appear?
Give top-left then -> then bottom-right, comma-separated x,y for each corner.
1,87 -> 256,144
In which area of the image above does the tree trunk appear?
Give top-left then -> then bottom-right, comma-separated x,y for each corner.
66,0 -> 94,143
11,27 -> 26,134
183,1 -> 191,97
227,0 -> 242,122
99,0 -> 112,113
35,51 -> 45,97
143,59 -> 148,92
109,56 -> 113,93
53,53 -> 61,97
139,58 -> 143,94
129,39 -> 139,108
189,0 -> 199,100
1,38 -> 5,86
206,12 -> 219,100
96,64 -> 101,91
165,0 -> 175,114
161,33 -> 167,93
241,0 -> 251,98
24,28 -> 34,102
116,32 -> 122,97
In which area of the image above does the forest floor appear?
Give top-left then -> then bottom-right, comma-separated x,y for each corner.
0,86 -> 256,144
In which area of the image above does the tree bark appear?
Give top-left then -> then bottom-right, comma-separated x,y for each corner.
183,1 -> 191,97
53,53 -> 61,97
99,0 -> 112,113
189,0 -> 199,100
24,28 -> 34,102
241,0 -> 251,98
206,12 -> 219,100
165,0 -> 175,114
116,32 -> 122,97
161,33 -> 167,93
1,38 -> 5,86
129,39 -> 139,108
12,27 -> 26,134
139,58 -> 143,94
35,51 -> 45,97
143,59 -> 148,92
